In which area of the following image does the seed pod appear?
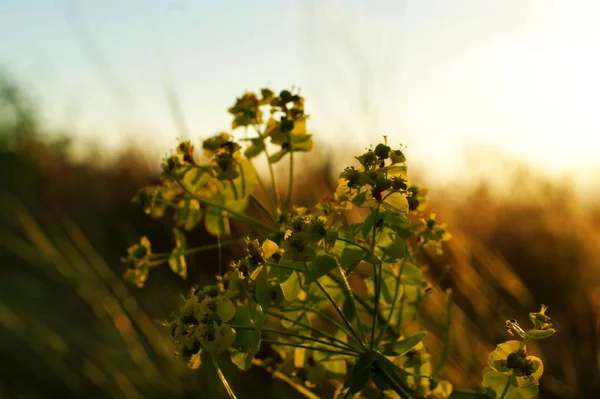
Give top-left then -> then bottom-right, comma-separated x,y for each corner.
374,143 -> 391,159
506,352 -> 524,369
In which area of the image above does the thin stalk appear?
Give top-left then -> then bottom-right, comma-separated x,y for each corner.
253,161 -> 276,211
210,353 -> 237,399
285,149 -> 293,211
229,180 -> 239,200
334,262 -> 368,346
328,273 -> 401,339
433,289 -> 453,379
374,243 -> 409,347
261,339 -> 359,357
264,261 -> 305,272
336,237 -> 371,254
374,274 -> 402,347
175,180 -> 278,234
499,375 -> 512,399
238,162 -> 246,197
250,195 -> 278,226
314,278 -> 365,350
147,259 -> 167,268
264,310 -> 360,352
253,126 -> 281,211
277,306 -> 358,344
149,239 -> 245,262
300,263 -> 364,347
228,324 -> 357,354
261,328 -> 360,354
375,365 -> 412,399
370,204 -> 382,347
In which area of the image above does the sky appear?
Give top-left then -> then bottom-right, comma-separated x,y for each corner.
2,0 -> 600,191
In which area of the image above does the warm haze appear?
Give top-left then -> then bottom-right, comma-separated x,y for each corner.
2,0 -> 600,189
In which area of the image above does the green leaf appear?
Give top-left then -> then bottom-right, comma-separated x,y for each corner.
352,191 -> 368,207
378,332 -> 427,356
188,351 -> 203,370
230,351 -> 253,371
204,206 -> 230,236
233,158 -> 259,198
216,297 -> 236,322
306,275 -> 344,310
244,138 -> 265,159
291,134 -> 313,152
181,166 -> 211,192
340,246 -> 365,274
373,353 -> 413,397
526,328 -> 556,340
345,350 -> 378,396
174,197 -> 203,231
197,323 -> 236,355
482,371 -> 539,399
381,275 -> 400,304
268,149 -> 288,163
269,259 -> 302,282
400,262 -> 423,286
231,303 -> 264,356
280,271 -> 304,303
378,235 -> 406,262
382,192 -> 409,213
488,341 -> 522,372
362,210 -> 378,240
365,274 -> 397,304
168,228 -> 187,278
306,255 -> 337,284
255,281 -> 285,308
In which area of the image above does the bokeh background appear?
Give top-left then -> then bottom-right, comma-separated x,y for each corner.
1,1 -> 600,398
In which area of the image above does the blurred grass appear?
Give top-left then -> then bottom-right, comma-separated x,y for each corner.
1,75 -> 599,398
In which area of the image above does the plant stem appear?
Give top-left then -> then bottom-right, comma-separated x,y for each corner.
374,242 -> 409,346
254,127 -> 281,211
249,195 -> 278,226
374,272 -> 402,347
374,365 -> 412,399
264,261 -> 305,272
370,204 -> 382,347
328,273 -> 401,340
149,239 -> 245,261
285,149 -> 293,211
175,180 -> 278,234
229,180 -> 239,200
263,310 -> 360,352
261,328 -> 361,354
261,339 -> 359,357
499,375 -> 512,399
277,306 -> 359,344
253,161 -> 277,212
334,262 -> 368,347
238,162 -> 246,197
210,353 -> 237,399
336,237 -> 371,254
312,270 -> 365,350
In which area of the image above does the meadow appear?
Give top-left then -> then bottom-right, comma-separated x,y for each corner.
1,78 -> 599,398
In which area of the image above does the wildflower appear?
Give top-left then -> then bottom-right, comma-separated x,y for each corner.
122,237 -> 152,288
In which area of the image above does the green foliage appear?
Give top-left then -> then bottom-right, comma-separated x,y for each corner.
123,87 -> 554,399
